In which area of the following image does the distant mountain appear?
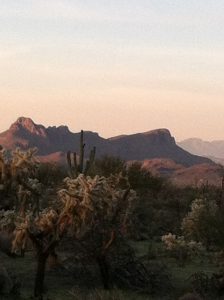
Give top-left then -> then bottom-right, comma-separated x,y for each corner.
0,117 -> 212,167
207,156 -> 224,166
0,117 -> 110,157
108,129 -> 211,166
171,163 -> 223,187
140,159 -> 223,187
178,138 -> 224,164
141,158 -> 183,176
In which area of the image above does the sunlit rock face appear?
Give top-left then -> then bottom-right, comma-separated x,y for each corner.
10,117 -> 47,137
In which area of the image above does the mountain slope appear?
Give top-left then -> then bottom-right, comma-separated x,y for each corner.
0,117 -> 111,156
140,159 -> 222,187
109,129 -> 212,166
0,117 -> 213,167
178,138 -> 224,160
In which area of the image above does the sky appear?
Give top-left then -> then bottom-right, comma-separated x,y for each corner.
0,0 -> 224,141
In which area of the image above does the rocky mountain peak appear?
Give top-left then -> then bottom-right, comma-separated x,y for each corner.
142,128 -> 174,143
143,128 -> 171,135
47,125 -> 71,135
10,117 -> 47,137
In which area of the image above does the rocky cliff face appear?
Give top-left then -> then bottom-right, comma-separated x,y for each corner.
0,117 -> 52,153
0,117 -> 212,166
9,117 -> 47,136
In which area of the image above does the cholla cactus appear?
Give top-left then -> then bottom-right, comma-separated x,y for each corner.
0,147 -> 38,194
12,173 -> 135,254
58,173 -> 136,290
0,170 -> 136,297
162,233 -> 202,251
12,214 -> 30,254
181,198 -> 218,247
162,233 -> 204,265
27,178 -> 42,192
58,173 -> 136,238
11,147 -> 38,176
162,233 -> 178,250
0,209 -> 17,231
9,173 -> 135,297
0,147 -> 42,213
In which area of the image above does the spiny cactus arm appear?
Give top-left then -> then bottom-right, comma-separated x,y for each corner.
67,151 -> 72,169
66,153 -> 75,176
12,218 -> 29,253
17,185 -> 25,202
84,160 -> 90,176
16,177 -> 41,197
11,148 -> 38,177
27,147 -> 38,158
72,152 -> 78,176
90,146 -> 96,162
84,146 -> 96,175
67,131 -> 96,177
78,130 -> 85,173
17,187 -> 31,217
67,151 -> 79,178
77,174 -> 91,191
112,188 -> 130,220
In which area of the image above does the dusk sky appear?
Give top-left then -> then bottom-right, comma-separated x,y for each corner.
0,0 -> 223,141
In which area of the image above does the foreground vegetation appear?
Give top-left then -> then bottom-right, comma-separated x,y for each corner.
1,134 -> 224,299
0,239 -> 221,299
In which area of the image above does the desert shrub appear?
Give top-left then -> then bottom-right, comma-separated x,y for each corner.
178,292 -> 203,300
131,181 -> 197,240
162,233 -> 204,266
182,198 -> 224,250
190,272 -> 211,297
127,162 -> 165,192
0,266 -> 20,296
36,162 -> 66,186
112,258 -> 172,296
189,271 -> 224,298
145,261 -> 172,296
93,155 -> 125,177
109,239 -> 172,295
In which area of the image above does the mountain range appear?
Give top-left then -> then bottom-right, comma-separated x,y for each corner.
178,138 -> 224,165
0,117 -> 222,186
0,117 -> 212,167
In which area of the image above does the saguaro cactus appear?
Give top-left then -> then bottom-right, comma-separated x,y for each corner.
67,130 -> 96,178
0,147 -> 8,185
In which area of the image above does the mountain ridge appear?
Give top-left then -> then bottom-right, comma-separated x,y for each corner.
0,117 -> 213,167
178,138 -> 224,162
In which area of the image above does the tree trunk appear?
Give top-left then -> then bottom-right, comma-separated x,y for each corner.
34,252 -> 48,299
97,255 -> 111,289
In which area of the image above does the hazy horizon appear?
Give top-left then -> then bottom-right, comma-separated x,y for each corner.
1,1 -> 223,141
